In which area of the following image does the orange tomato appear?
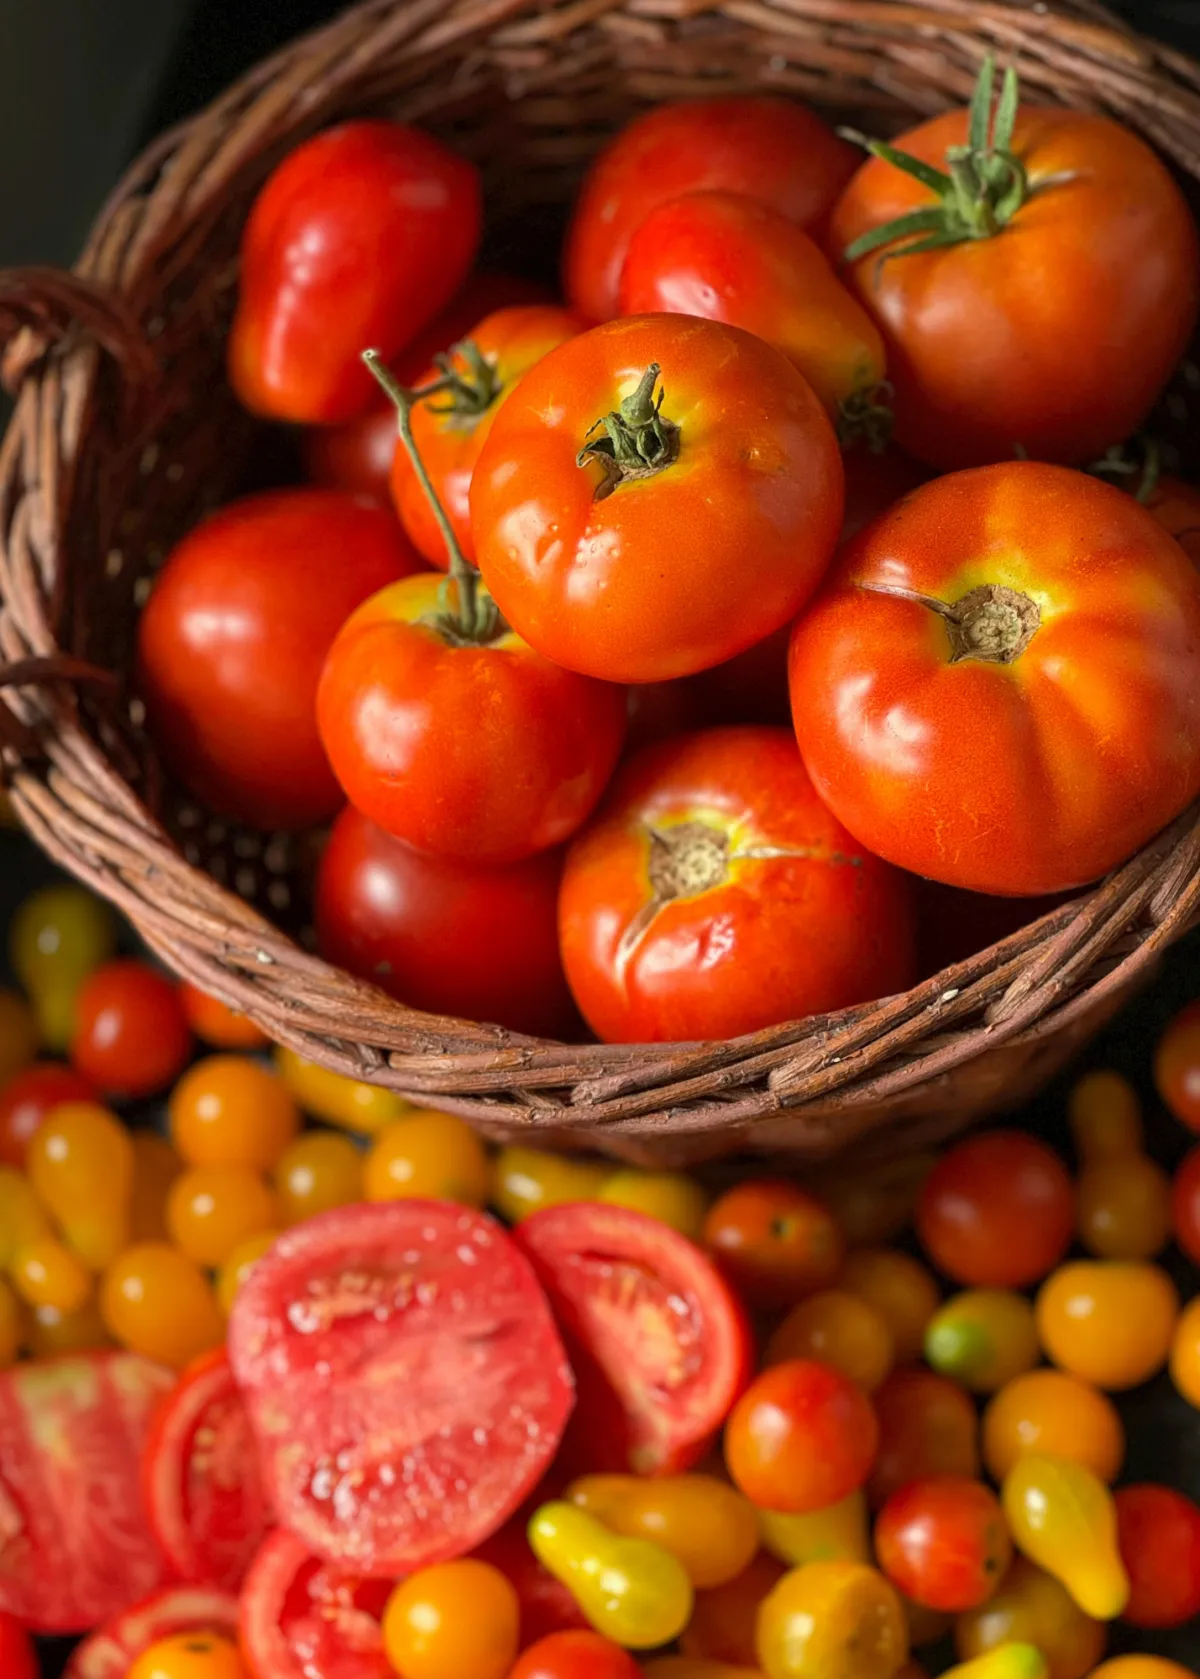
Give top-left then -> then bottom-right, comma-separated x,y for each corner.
703,1181 -> 844,1309
838,1249 -> 941,1366
982,1370 -> 1124,1485
1035,1262 -> 1178,1391
765,1290 -> 893,1392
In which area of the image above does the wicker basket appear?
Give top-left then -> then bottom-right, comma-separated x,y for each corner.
2,0 -> 1200,1169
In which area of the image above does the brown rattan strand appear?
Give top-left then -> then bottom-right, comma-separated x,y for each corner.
1,0 -> 1200,1167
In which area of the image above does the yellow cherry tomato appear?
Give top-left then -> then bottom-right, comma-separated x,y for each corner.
1168,1294 -> 1200,1408
27,1101 -> 133,1269
756,1560 -> 909,1679
10,1235 -> 93,1314
955,1556 -> 1105,1679
758,1491 -> 870,1570
0,1276 -> 21,1367
1067,1071 -> 1142,1161
1085,1663 -> 1197,1679
381,1559 -> 519,1679
9,885 -> 116,1048
645,1663 -> 764,1678
1074,1156 -> 1171,1261
364,1109 -> 490,1206
529,1500 -> 693,1649
216,1228 -> 281,1316
1001,1455 -> 1128,1621
567,1473 -> 759,1589
0,1165 -> 50,1266
939,1649 -> 1047,1679
169,1055 -> 300,1171
166,1165 -> 280,1269
599,1169 -> 708,1239
26,1295 -> 111,1357
273,1130 -> 363,1223
765,1290 -> 893,1392
101,1241 -> 224,1369
802,1153 -> 936,1248
127,1631 -> 251,1679
1035,1262 -> 1178,1391
0,989 -> 38,1085
924,1290 -> 1039,1394
982,1370 -> 1124,1485
838,1248 -> 940,1365
491,1145 -> 611,1223
274,1045 -> 411,1135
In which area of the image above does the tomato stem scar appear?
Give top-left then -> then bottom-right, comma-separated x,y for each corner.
577,362 -> 681,499
858,580 -> 1040,664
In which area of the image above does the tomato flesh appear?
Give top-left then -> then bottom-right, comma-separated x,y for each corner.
63,1584 -> 240,1679
239,1529 -> 393,1679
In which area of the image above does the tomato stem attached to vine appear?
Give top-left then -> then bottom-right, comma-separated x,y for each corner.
578,362 -> 681,500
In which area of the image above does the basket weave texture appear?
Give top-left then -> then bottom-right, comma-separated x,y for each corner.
2,0 -> 1200,1167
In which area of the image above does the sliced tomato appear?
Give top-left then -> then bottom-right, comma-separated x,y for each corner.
63,1584 -> 239,1679
0,1351 -> 173,1633
227,1200 -> 574,1572
515,1202 -> 754,1475
239,1528 -> 394,1679
142,1348 -> 272,1591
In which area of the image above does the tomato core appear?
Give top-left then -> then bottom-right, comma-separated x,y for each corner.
647,822 -> 731,900
579,363 -> 681,499
863,579 -> 1041,666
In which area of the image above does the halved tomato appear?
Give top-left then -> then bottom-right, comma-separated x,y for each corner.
239,1529 -> 393,1679
227,1200 -> 574,1572
0,1351 -> 173,1632
515,1202 -> 753,1475
63,1584 -> 239,1679
142,1348 -> 272,1591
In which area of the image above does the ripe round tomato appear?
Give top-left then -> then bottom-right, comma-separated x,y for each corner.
228,1201 -> 574,1572
516,1201 -> 752,1476
1114,1483 -> 1200,1629
620,191 -> 885,413
1156,1002 -> 1200,1133
381,1559 -> 519,1679
559,727 -> 915,1043
725,1359 -> 879,1514
142,1349 -> 272,1592
981,1369 -> 1125,1486
564,96 -> 856,323
1035,1260 -> 1179,1391
229,120 -> 481,423
916,1130 -> 1073,1288
875,1478 -> 1011,1612
71,961 -> 192,1098
0,1351 -> 174,1632
0,1060 -> 95,1167
315,805 -> 576,1037
790,462 -> 1200,895
472,316 -> 844,683
238,1530 -> 393,1679
507,1630 -> 645,1679
869,1369 -> 981,1510
0,1614 -> 35,1679
702,1179 -> 844,1309
830,77 -> 1200,469
138,489 -> 422,831
126,1632 -> 248,1679
170,1056 -> 300,1172
317,571 -> 626,863
63,1585 -> 240,1679
1172,1144 -> 1200,1263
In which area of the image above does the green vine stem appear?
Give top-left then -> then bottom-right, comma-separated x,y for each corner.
837,382 -> 896,453
577,363 -> 681,500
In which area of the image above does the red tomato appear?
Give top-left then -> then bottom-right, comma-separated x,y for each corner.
63,1585 -> 240,1679
394,305 -> 587,566
179,985 -> 268,1052
565,96 -> 857,323
620,190 -> 885,413
0,1351 -> 174,1632
831,77 -> 1200,468
516,1201 -> 752,1476
789,462 -> 1200,895
472,1511 -> 589,1646
839,444 -> 930,543
1157,1003 -> 1200,1134
702,1180 -> 845,1309
471,315 -> 844,684
558,727 -> 916,1043
317,571 -> 626,863
507,1630 -> 644,1679
227,1201 -> 574,1572
1171,1145 -> 1200,1263
238,1530 -> 393,1679
0,1614 -> 36,1679
870,1369 -> 981,1510
0,1061 -> 95,1167
725,1359 -> 879,1514
315,805 -> 576,1037
142,1349 -> 272,1592
229,121 -> 481,423
138,490 -> 423,830
70,961 -> 192,1098
875,1477 -> 1012,1612
916,1130 -> 1073,1288
1114,1483 -> 1200,1629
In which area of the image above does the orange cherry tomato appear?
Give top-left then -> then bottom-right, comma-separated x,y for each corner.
0,1061 -> 96,1169
765,1290 -> 894,1392
1086,1660 -> 1196,1679
681,1551 -> 787,1667
868,1368 -> 980,1510
130,1131 -> 185,1243
954,1556 -> 1105,1679
875,1478 -> 1011,1613
166,1166 -> 280,1269
1169,1294 -> 1200,1408
755,1559 -> 909,1679
10,1235 -> 93,1315
1067,1071 -> 1143,1161
27,1100 -> 133,1270
363,1109 -> 490,1206
838,1248 -> 941,1366
101,1243 -> 225,1369
703,1180 -> 845,1309
169,1056 -> 301,1172
70,961 -> 192,1098
916,1131 -> 1073,1288
382,1559 -> 519,1679
1075,1155 -> 1171,1261
273,1131 -> 364,1224
127,1631 -> 250,1679
1035,1261 -> 1178,1391
982,1370 -> 1124,1486
216,1229 -> 281,1317
725,1359 -> 879,1514
180,984 -> 269,1050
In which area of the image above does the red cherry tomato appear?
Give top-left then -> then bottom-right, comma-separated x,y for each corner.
142,1349 -> 272,1592
317,571 -> 626,863
702,1179 -> 845,1309
789,462 -> 1200,896
238,1529 -> 393,1679
870,1369 -> 981,1510
916,1130 -> 1073,1288
564,96 -> 856,324
724,1359 -> 879,1514
0,1351 -> 174,1632
228,1201 -> 573,1572
1171,1144 -> 1200,1264
71,961 -> 192,1098
472,1510 -> 589,1646
63,1585 -> 240,1679
0,1061 -> 95,1167
471,315 -> 844,684
315,805 -> 576,1038
516,1201 -> 752,1476
507,1630 -> 644,1679
229,121 -> 481,423
1114,1483 -> 1200,1629
875,1477 -> 1012,1612
1156,1002 -> 1200,1133
0,1614 -> 36,1679
559,727 -> 915,1043
138,489 -> 422,830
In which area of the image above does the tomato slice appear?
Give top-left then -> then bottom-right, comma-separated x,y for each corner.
239,1528 -> 394,1679
515,1202 -> 753,1475
142,1348 -> 272,1591
63,1584 -> 239,1679
227,1199 -> 574,1571
0,1351 -> 174,1632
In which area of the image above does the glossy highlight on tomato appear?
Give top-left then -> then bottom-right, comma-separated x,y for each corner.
71,961 -> 192,1099
875,1477 -> 1011,1612
916,1130 -> 1073,1288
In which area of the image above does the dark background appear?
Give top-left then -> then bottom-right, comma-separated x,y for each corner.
5,0 -> 1200,1672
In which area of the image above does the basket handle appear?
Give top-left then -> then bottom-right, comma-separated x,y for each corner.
0,266 -> 157,394
0,654 -> 119,762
